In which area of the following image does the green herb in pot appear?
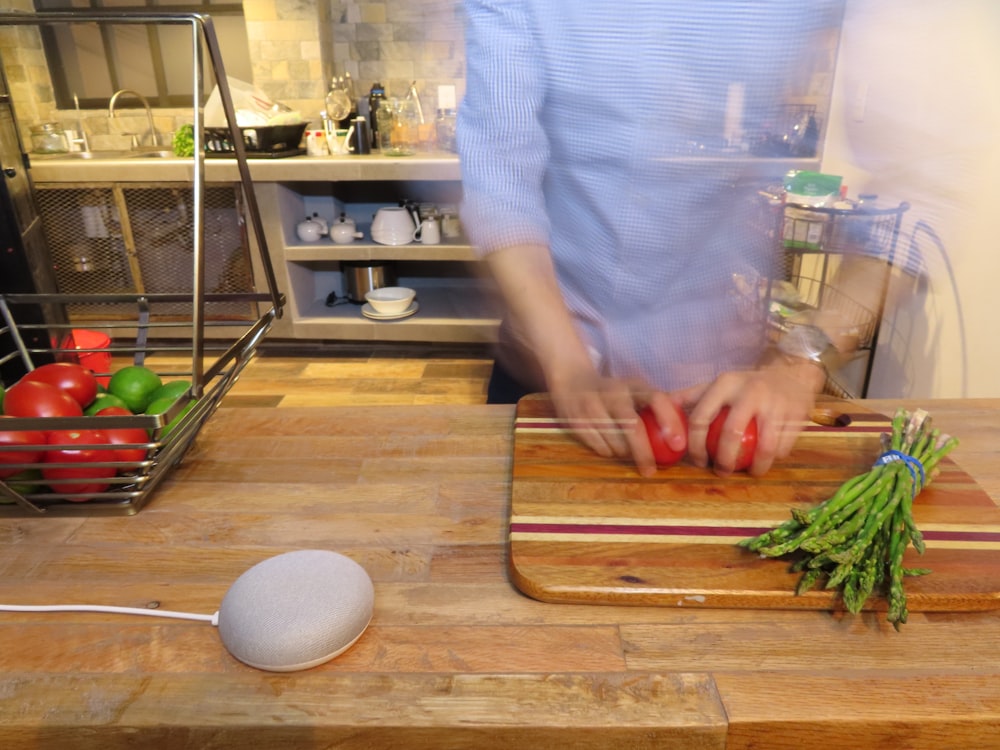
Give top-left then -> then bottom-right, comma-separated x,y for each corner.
172,124 -> 195,157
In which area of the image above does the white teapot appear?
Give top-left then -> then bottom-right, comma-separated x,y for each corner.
370,206 -> 417,246
330,213 -> 364,245
295,216 -> 324,242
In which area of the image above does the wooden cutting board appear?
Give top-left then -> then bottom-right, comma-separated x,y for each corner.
509,394 -> 1000,612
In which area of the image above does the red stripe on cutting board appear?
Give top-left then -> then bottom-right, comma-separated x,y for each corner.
509,521 -> 1000,544
515,417 -> 886,434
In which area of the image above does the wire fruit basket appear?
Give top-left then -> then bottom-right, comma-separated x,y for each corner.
0,12 -> 284,516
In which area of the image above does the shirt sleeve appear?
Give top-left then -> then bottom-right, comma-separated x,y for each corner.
457,0 -> 552,257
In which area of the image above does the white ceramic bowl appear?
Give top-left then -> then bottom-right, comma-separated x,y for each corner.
364,286 -> 416,315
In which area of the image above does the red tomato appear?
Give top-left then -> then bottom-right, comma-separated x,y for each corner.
22,362 -> 99,408
705,406 -> 758,472
3,380 -> 84,419
42,428 -> 116,499
94,406 -> 149,464
0,416 -> 46,479
639,405 -> 688,467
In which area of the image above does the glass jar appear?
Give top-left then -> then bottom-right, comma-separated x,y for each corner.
30,123 -> 69,154
375,99 -> 395,151
435,108 -> 457,153
390,99 -> 419,156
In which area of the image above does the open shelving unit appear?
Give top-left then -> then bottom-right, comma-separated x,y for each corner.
255,178 -> 502,344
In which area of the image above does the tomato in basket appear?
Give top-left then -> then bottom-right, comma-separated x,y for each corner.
84,393 -> 130,415
21,362 -> 99,408
92,406 -> 150,464
0,416 -> 46,479
42,429 -> 117,498
2,380 -> 84,419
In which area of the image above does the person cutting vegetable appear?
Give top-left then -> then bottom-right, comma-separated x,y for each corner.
458,0 -> 846,477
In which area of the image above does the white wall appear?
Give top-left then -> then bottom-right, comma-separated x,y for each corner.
822,0 -> 1000,398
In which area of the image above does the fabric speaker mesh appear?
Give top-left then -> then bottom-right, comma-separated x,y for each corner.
217,549 -> 374,672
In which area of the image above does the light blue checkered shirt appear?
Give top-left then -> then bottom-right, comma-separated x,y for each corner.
459,0 -> 837,390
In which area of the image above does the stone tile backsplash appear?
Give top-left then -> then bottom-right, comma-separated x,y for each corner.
0,0 -> 466,147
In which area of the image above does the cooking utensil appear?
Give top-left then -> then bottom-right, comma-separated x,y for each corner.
325,86 -> 352,122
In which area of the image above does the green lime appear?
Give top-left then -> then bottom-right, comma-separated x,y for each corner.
148,379 -> 191,404
84,392 -> 131,415
108,365 -> 163,413
2,468 -> 43,502
145,395 -> 195,438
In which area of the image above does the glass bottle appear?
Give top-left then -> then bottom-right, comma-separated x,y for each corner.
435,108 -> 457,153
342,72 -> 359,128
376,99 -> 396,152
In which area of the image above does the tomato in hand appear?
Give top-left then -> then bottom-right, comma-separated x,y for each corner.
2,380 -> 84,419
93,406 -> 149,464
0,416 -> 46,479
639,404 -> 688,467
705,406 -> 758,472
42,428 -> 116,499
21,362 -> 99,408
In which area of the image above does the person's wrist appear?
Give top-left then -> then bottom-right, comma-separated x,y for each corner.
773,353 -> 827,393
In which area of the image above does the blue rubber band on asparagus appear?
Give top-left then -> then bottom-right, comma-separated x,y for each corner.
874,449 -> 926,493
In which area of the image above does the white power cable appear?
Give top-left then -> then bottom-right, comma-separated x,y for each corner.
0,604 -> 219,626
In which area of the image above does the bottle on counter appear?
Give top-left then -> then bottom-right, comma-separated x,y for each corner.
435,108 -> 457,153
342,72 -> 359,128
376,99 -> 395,152
368,82 -> 386,149
435,84 -> 458,153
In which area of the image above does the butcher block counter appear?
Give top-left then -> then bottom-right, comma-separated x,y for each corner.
0,398 -> 999,749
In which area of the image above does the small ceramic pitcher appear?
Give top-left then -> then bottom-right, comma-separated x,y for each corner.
413,217 -> 441,245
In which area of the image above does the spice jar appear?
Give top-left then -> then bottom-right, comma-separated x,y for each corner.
30,123 -> 69,154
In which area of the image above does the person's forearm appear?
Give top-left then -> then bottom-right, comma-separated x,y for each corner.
485,243 -> 596,389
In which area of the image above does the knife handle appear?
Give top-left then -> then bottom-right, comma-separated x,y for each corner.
810,408 -> 852,427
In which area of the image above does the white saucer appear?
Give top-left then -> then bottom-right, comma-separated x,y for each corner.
361,301 -> 419,320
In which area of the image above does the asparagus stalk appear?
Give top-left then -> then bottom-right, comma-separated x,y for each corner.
739,408 -> 958,628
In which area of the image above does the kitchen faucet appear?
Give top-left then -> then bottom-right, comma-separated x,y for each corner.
108,89 -> 160,148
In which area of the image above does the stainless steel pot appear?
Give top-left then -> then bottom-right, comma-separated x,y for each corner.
343,261 -> 395,303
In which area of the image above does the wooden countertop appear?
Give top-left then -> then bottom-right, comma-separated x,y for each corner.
1,398 -> 998,749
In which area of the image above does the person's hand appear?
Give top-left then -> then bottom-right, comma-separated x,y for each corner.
676,358 -> 825,477
547,372 -> 686,478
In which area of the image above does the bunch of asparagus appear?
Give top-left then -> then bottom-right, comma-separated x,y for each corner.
739,408 -> 958,629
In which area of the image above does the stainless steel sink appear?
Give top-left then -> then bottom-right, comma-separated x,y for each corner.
30,149 -> 180,160
31,150 -> 130,160
125,149 -> 178,158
